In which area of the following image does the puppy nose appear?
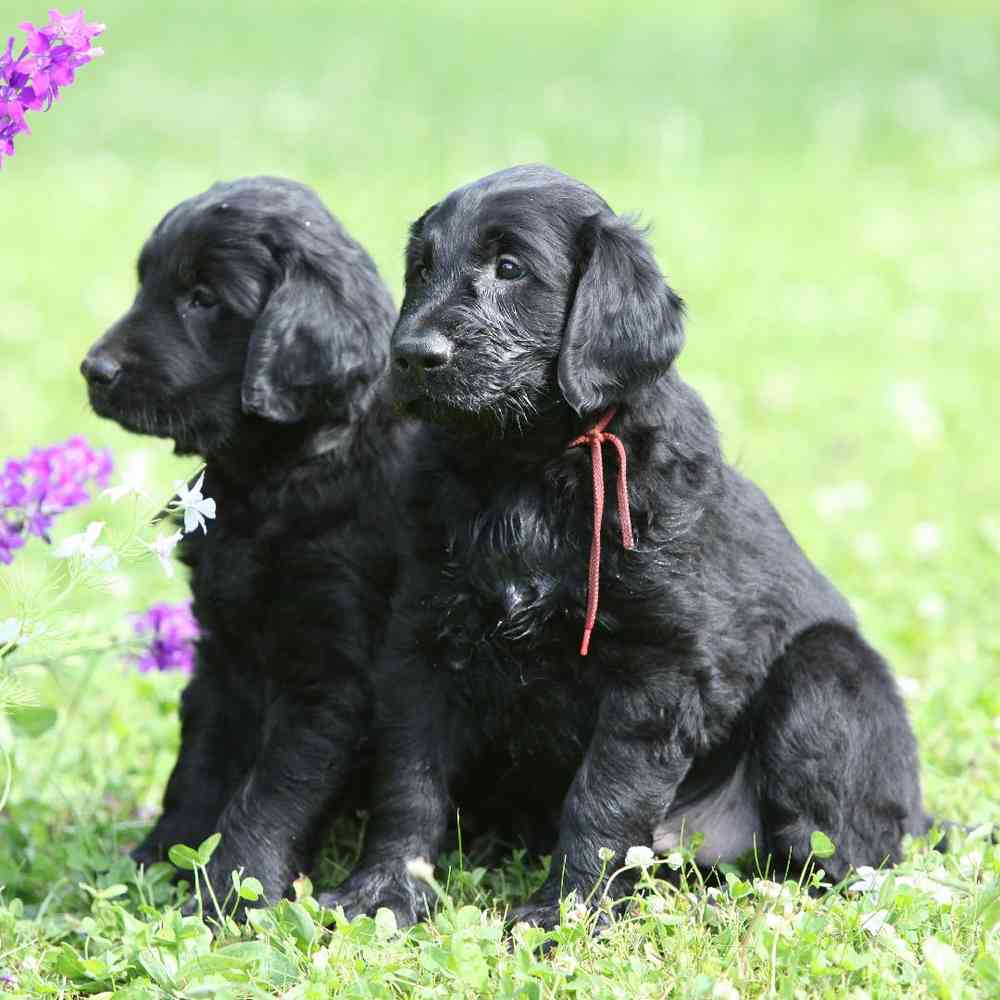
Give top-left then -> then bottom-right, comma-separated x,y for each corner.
393,331 -> 453,373
80,353 -> 122,387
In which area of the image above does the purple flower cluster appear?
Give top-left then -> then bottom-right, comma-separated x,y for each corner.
1,8 -> 104,166
129,600 -> 199,673
0,436 -> 113,564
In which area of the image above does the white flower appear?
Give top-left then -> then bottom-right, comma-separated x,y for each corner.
141,529 -> 184,578
597,846 -> 615,863
171,472 -> 216,534
102,472 -> 150,504
0,618 -> 23,646
665,852 -> 684,871
888,381 -> 942,444
917,593 -> 946,621
753,878 -> 785,899
711,979 -> 741,1000
625,845 -> 656,869
911,521 -> 941,557
849,866 -> 889,894
814,482 -> 870,519
861,908 -> 890,935
896,871 -> 954,905
54,521 -> 118,571
405,857 -> 434,883
896,675 -> 922,698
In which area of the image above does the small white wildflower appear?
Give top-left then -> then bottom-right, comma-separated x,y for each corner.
853,531 -> 884,563
54,521 -> 118,571
597,846 -> 615,863
646,894 -> 668,915
665,852 -> 684,870
101,471 -> 150,504
625,845 -> 656,869
711,978 -> 741,1000
754,878 -> 784,899
0,618 -> 23,646
141,529 -> 184,578
814,482 -> 870,520
552,953 -> 578,976
849,866 -> 889,894
888,381 -> 942,444
917,593 -> 946,621
897,871 -> 954,905
404,857 -> 434,883
959,850 -> 983,876
911,521 -> 941,557
171,471 -> 217,534
861,908 -> 890,935
896,676 -> 922,698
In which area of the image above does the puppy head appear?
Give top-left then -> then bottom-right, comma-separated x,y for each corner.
389,164 -> 684,433
82,176 -> 395,455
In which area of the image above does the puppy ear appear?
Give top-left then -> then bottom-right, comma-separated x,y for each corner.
558,214 -> 685,415
241,263 -> 384,423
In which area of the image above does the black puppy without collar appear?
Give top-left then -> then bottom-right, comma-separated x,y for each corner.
82,176 -> 411,908
321,164 -> 934,930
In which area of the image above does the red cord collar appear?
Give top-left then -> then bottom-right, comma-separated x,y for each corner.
567,407 -> 635,656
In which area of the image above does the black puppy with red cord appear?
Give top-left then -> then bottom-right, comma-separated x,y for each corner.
320,164 -> 937,930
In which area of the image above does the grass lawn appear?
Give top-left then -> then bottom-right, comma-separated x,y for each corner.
1,0 -> 998,995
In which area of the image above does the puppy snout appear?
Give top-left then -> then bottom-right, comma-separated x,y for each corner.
80,352 -> 122,388
393,331 -> 453,374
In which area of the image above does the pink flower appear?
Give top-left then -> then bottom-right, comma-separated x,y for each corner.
0,8 -> 104,165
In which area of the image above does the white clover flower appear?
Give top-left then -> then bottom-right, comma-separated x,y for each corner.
861,908 -> 890,935
711,979 -> 741,1000
171,472 -> 217,534
597,846 -> 615,863
753,879 -> 788,900
54,521 -> 118,571
0,618 -> 23,646
896,871 -> 954,905
625,845 -> 656,869
917,593 -> 946,621
911,521 -> 941,557
814,481 -> 870,520
665,852 -> 684,870
896,675 -> 922,699
405,857 -> 434,883
141,529 -> 184,578
849,866 -> 889,894
888,381 -> 942,444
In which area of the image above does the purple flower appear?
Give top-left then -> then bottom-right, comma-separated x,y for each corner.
0,8 -> 103,166
128,600 -> 199,673
0,436 -> 113,565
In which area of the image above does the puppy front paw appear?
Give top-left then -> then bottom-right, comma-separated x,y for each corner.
318,863 -> 433,928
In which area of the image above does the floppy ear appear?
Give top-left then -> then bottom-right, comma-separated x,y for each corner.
557,214 -> 685,415
241,263 -> 382,423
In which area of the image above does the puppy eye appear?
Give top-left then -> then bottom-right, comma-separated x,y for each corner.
495,255 -> 524,280
417,265 -> 431,285
191,287 -> 218,309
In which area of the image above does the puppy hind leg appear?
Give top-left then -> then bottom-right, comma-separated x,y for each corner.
752,623 -> 927,886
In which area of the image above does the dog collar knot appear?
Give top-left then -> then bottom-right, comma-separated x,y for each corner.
567,406 -> 635,656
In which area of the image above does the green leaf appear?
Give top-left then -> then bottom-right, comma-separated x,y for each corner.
810,831 -> 836,859
168,843 -> 202,871
7,705 -> 57,737
217,941 -> 298,989
238,876 -> 263,902
197,831 -> 221,864
923,936 -> 964,1000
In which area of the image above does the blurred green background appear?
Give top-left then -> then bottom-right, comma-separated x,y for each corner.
1,0 -> 998,822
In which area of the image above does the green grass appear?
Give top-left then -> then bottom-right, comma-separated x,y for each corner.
1,0 -> 999,995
